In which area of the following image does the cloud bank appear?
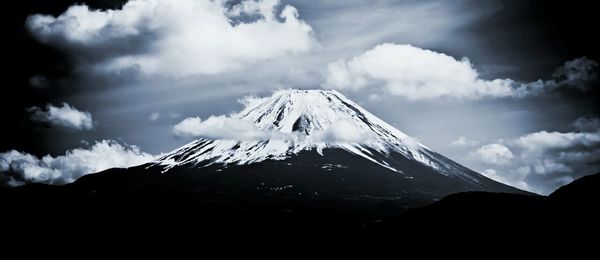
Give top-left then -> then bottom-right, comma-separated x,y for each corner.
0,140 -> 155,186
173,116 -> 270,140
470,118 -> 600,194
324,43 -> 598,100
28,103 -> 93,130
27,0 -> 315,77
174,114 -> 372,146
309,119 -> 371,144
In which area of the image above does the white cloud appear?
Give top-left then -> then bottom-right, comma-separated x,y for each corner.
506,129 -> 600,178
174,114 -> 379,146
0,140 -> 155,186
323,43 -> 515,100
481,168 -> 530,192
482,168 -> 497,176
323,44 -> 598,100
513,130 -> 600,156
404,136 -> 423,151
310,119 -> 372,144
28,103 -> 93,130
174,92 -> 380,144
469,143 -> 514,165
149,112 -> 160,121
450,136 -> 480,147
173,116 -> 270,140
464,119 -> 600,194
238,95 -> 271,110
26,0 -> 315,77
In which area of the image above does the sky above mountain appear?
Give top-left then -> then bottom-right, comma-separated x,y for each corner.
1,0 -> 599,194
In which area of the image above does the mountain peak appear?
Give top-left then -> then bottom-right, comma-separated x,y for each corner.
239,89 -> 408,138
270,88 -> 342,97
156,89 -> 439,170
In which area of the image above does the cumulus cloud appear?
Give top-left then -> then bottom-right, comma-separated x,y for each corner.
323,44 -> 598,100
324,43 -> 514,100
173,116 -> 270,140
509,129 -> 600,177
28,103 -> 93,130
469,143 -> 514,165
0,140 -> 155,186
450,136 -> 480,147
466,118 -> 600,194
26,0 -> 315,77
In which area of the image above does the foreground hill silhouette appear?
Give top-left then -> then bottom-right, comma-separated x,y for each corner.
2,172 -> 598,239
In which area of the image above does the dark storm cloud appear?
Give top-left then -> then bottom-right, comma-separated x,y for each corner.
574,117 -> 600,132
514,57 -> 599,96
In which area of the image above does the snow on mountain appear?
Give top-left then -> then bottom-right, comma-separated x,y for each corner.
154,89 -> 477,182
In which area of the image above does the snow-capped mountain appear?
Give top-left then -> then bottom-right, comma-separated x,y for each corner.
158,89 -> 448,174
131,89 -> 524,204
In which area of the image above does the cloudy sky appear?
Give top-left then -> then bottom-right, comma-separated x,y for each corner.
1,0 -> 599,194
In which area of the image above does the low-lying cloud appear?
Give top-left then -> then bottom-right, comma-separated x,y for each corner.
173,116 -> 270,140
28,103 -> 93,130
324,43 -> 598,100
173,115 -> 372,145
173,92 -> 375,145
27,0 -> 316,77
0,140 -> 155,186
470,118 -> 600,194
310,119 -> 371,144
